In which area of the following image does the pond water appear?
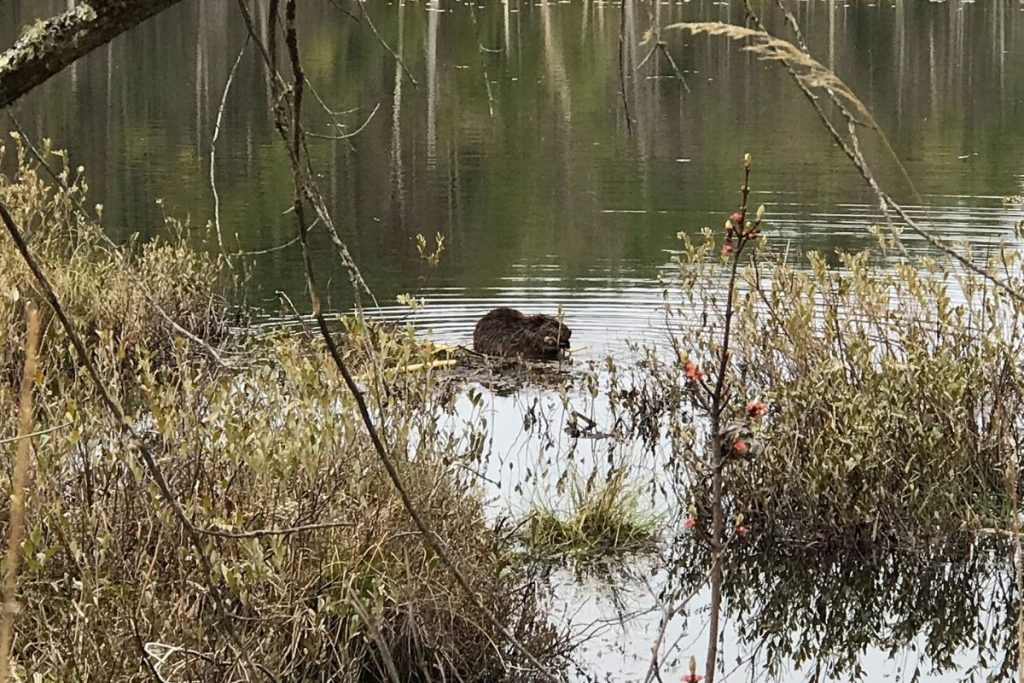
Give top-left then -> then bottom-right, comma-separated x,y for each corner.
3,0 -> 1023,680
4,0 -> 1024,355
466,364 -> 1017,682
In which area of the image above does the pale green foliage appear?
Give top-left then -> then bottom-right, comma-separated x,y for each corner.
415,232 -> 445,267
666,232 -> 1024,545
0,135 -> 231,387
0,150 -> 567,681
730,250 -> 1024,542
523,468 -> 658,562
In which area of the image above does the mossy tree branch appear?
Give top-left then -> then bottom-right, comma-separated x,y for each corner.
0,0 -> 186,108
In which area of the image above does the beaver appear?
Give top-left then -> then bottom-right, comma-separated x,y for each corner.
472,307 -> 571,360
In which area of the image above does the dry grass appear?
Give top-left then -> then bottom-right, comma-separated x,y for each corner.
0,304 -> 39,683
0,334 -> 568,681
0,145 -> 570,681
664,22 -> 874,124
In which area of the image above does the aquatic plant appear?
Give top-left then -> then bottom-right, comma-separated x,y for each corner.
522,467 -> 658,564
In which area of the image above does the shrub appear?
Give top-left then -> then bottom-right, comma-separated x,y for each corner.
649,214 -> 1024,547
0,144 -> 569,681
0,135 -> 232,390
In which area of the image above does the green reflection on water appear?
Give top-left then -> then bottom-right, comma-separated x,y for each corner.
3,0 -> 1023,312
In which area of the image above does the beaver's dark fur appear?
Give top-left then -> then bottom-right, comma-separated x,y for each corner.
472,307 -> 571,360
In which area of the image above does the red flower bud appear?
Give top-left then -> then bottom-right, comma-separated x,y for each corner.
683,655 -> 703,682
745,400 -> 766,419
684,361 -> 704,381
729,212 -> 743,225
721,244 -> 734,256
683,518 -> 697,530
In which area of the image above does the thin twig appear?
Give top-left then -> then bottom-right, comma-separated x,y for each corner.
275,290 -> 314,339
325,0 -> 418,86
657,42 -> 691,93
0,421 -> 71,446
618,0 -> 632,135
238,0 -> 376,310
132,618 -> 171,683
305,101 -> 381,140
211,37 -> 249,261
643,567 -> 714,683
703,162 -> 753,683
234,233 -> 302,256
202,519 -> 354,539
469,2 -> 497,117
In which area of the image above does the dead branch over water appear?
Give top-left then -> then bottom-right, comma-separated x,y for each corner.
0,0 -> 187,108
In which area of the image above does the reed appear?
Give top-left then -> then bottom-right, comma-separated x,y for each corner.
0,304 -> 39,683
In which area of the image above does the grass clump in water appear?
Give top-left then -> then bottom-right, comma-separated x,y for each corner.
523,468 -> 659,564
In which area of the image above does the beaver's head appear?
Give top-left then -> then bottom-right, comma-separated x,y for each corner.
530,314 -> 572,357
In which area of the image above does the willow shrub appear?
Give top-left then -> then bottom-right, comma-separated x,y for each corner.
661,229 -> 1024,547
0,143 -> 567,680
0,134 -> 232,388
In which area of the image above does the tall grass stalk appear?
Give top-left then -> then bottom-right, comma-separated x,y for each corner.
0,304 -> 39,683
1014,448 -> 1024,683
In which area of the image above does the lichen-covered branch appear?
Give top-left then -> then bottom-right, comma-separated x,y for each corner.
0,0 -> 185,108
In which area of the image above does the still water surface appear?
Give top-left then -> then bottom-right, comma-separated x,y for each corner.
2,1 -> 1022,680
3,0 -> 1024,354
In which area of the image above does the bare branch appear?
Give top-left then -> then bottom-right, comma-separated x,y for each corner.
212,37 -> 250,260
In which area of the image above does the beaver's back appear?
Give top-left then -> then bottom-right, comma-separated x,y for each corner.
472,307 -> 570,360
473,307 -> 527,357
